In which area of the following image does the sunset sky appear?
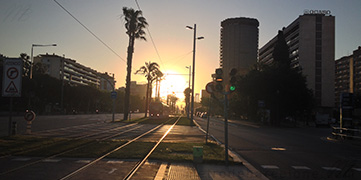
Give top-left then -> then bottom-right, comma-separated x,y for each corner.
1,0 -> 361,102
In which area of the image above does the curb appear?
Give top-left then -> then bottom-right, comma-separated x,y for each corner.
193,118 -> 269,180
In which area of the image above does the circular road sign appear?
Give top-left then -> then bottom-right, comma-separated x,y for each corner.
7,67 -> 19,79
111,91 -> 117,99
24,110 -> 36,122
206,82 -> 214,94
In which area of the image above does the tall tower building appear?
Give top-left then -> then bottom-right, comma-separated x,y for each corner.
259,12 -> 335,111
220,17 -> 259,80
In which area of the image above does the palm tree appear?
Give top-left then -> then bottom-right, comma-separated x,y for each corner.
122,7 -> 148,120
135,62 -> 163,117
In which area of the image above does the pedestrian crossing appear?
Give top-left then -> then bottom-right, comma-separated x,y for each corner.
261,164 -> 360,172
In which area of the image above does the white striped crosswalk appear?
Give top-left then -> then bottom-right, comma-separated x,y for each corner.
261,164 -> 360,172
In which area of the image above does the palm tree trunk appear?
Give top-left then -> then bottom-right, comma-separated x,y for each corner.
144,80 -> 150,117
124,36 -> 135,120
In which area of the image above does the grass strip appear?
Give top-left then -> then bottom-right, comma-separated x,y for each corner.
61,139 -> 126,158
1,136 -> 233,164
15,139 -> 92,157
109,141 -> 231,164
0,135 -> 65,156
123,116 -> 195,126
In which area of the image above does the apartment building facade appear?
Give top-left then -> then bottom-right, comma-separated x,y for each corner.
259,12 -> 335,110
335,46 -> 361,107
34,53 -> 115,91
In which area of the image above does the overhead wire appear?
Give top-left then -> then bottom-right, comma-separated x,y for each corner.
53,0 -> 126,62
134,0 -> 166,71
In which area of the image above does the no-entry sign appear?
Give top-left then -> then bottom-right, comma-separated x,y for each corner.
2,58 -> 22,97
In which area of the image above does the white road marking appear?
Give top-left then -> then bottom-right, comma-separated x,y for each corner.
108,168 -> 117,174
76,160 -> 91,163
353,168 -> 361,172
322,167 -> 341,171
154,163 -> 168,180
261,165 -> 279,169
107,160 -> 124,164
292,166 -> 311,170
271,147 -> 286,151
12,158 -> 31,161
42,159 -> 61,163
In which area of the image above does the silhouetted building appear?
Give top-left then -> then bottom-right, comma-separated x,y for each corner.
220,17 -> 259,81
201,89 -> 210,100
259,12 -> 335,111
34,53 -> 115,90
130,81 -> 147,99
335,46 -> 361,107
99,72 -> 116,91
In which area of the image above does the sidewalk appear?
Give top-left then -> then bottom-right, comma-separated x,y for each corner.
154,162 -> 266,180
164,118 -> 269,180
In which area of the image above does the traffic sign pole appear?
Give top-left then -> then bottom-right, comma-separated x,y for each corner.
224,92 -> 229,166
8,98 -> 13,136
2,58 -> 22,136
111,91 -> 117,122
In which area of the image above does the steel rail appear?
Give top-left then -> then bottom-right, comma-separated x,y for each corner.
0,123 -> 145,176
123,116 -> 181,180
0,123 -> 136,160
58,116 -> 178,180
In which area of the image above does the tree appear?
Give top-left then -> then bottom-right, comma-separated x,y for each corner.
122,7 -> 148,120
20,53 -> 31,77
232,30 -> 313,125
183,88 -> 191,118
167,94 -> 178,113
135,61 -> 162,117
272,30 -> 291,69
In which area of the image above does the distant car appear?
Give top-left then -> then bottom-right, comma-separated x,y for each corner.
200,112 -> 207,118
315,113 -> 334,127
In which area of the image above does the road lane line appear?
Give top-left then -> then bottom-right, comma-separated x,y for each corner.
292,166 -> 311,170
261,165 -> 279,169
108,168 -> 117,174
107,160 -> 124,164
322,167 -> 341,171
352,168 -> 361,172
12,158 -> 31,161
76,160 -> 91,163
42,159 -> 61,163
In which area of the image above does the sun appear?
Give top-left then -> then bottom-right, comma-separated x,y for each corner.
156,71 -> 188,102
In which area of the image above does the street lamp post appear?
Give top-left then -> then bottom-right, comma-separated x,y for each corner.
30,43 -> 57,79
187,24 -> 204,124
185,66 -> 191,118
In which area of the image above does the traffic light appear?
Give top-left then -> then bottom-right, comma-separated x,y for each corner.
215,68 -> 223,92
229,68 -> 237,92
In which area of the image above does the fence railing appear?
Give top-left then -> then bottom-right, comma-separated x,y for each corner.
332,126 -> 361,140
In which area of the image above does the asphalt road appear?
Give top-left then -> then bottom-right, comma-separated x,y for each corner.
194,116 -> 361,180
0,113 -> 143,136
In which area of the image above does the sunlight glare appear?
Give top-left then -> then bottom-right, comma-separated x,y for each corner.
157,71 -> 188,102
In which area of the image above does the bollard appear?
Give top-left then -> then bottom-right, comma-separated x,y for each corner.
12,122 -> 17,135
193,146 -> 203,163
26,121 -> 32,134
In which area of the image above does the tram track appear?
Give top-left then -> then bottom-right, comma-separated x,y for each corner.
59,115 -> 181,180
0,124 -> 147,176
0,116 -> 180,179
0,122 -> 139,160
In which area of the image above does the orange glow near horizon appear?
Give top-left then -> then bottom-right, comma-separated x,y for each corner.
155,70 -> 188,106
